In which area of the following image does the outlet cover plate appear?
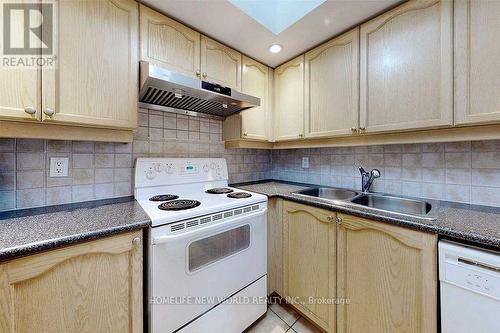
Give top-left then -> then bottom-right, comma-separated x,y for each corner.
49,157 -> 69,177
302,157 -> 309,169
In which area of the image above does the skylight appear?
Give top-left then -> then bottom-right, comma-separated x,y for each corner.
229,0 -> 327,35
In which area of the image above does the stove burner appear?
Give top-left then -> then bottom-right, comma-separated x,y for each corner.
158,199 -> 201,211
227,192 -> 252,199
149,194 -> 179,202
206,188 -> 234,194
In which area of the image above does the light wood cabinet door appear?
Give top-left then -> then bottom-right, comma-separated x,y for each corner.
359,0 -> 453,133
140,4 -> 200,78
337,214 -> 437,333
274,55 -> 305,141
241,56 -> 269,141
283,201 -> 336,332
0,231 -> 143,333
455,0 -> 500,125
200,36 -> 241,90
43,0 -> 138,129
267,198 -> 283,295
305,28 -> 359,138
0,69 -> 41,123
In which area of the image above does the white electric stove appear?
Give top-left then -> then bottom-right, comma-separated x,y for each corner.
135,158 -> 268,333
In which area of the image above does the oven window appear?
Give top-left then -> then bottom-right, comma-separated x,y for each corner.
188,224 -> 250,272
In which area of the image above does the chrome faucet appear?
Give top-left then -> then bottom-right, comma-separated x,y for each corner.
359,167 -> 381,193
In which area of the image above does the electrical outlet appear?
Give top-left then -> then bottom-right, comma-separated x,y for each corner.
49,157 -> 69,177
302,157 -> 309,169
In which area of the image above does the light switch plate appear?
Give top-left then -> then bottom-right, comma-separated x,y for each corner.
302,157 -> 309,169
49,157 -> 69,177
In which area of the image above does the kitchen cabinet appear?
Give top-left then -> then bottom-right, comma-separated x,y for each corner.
0,0 -> 138,142
43,0 -> 138,129
240,56 -> 270,140
304,28 -> 359,138
274,55 -> 305,141
223,57 -> 272,142
283,201 -> 336,332
201,36 -> 242,90
336,213 -> 437,333
140,5 -> 201,78
454,0 -> 500,125
0,231 -> 143,333
0,70 -> 41,122
267,198 -> 283,295
359,0 -> 453,133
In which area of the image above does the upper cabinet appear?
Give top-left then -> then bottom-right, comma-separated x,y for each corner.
201,36 -> 242,90
222,58 -> 272,142
43,0 -> 138,129
0,0 -> 138,142
274,55 -> 305,141
304,28 -> 359,138
240,56 -> 269,140
0,69 -> 41,123
454,0 -> 500,125
359,0 -> 453,133
140,5 -> 200,78
139,9 -> 242,90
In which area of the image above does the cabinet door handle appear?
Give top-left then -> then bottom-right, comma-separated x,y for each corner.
132,237 -> 141,246
24,107 -> 36,115
298,133 -> 304,138
43,108 -> 55,117
336,217 -> 342,225
243,133 -> 248,137
202,72 -> 207,78
327,215 -> 334,222
359,126 -> 366,131
350,127 -> 357,133
196,70 -> 201,77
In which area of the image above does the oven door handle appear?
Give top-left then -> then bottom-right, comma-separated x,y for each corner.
151,208 -> 267,245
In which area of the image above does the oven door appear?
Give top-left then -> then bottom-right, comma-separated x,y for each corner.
150,206 -> 267,333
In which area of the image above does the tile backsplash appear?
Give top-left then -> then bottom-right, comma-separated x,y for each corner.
0,108 -> 271,211
271,141 -> 500,207
2,109 -> 500,210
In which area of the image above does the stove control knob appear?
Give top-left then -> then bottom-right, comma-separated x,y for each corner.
202,164 -> 209,173
165,164 -> 174,174
153,163 -> 163,173
146,169 -> 155,180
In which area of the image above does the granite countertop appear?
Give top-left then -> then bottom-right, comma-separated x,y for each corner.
233,180 -> 500,250
0,197 -> 151,261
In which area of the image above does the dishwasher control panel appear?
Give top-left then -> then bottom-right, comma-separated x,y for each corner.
439,241 -> 500,300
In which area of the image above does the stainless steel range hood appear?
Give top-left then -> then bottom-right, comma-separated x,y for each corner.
138,61 -> 260,118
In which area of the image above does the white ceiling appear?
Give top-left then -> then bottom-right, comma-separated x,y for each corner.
141,0 -> 401,68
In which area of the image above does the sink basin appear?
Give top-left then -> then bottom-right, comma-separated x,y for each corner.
294,187 -> 359,201
350,193 -> 436,218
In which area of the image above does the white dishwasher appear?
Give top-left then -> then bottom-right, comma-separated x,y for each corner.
439,241 -> 500,333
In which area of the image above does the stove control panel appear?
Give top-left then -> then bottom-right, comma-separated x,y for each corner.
135,158 -> 228,187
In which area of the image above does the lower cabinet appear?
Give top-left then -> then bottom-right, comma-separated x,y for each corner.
279,201 -> 437,333
0,230 -> 143,333
267,198 -> 283,296
336,213 -> 437,333
283,201 -> 336,332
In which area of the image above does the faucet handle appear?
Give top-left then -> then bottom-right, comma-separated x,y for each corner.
371,169 -> 381,178
358,166 -> 367,175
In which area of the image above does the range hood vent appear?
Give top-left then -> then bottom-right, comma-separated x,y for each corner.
138,61 -> 260,118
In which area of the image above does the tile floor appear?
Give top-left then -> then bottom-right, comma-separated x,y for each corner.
244,301 -> 322,333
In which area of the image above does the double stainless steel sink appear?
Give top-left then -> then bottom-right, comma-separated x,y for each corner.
293,187 -> 438,220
